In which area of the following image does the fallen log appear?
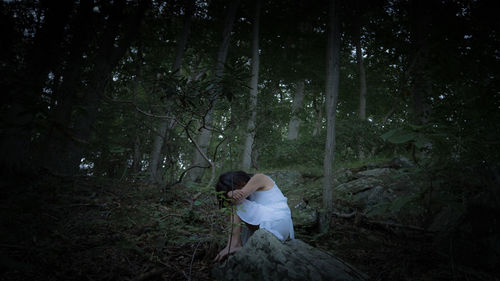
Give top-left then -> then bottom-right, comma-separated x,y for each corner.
212,229 -> 368,281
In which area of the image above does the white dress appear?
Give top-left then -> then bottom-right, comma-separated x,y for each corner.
236,176 -> 294,241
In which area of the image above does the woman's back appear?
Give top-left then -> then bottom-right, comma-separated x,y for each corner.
249,181 -> 287,204
237,175 -> 294,241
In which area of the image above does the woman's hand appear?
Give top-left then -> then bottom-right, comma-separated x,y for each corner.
227,189 -> 246,202
213,245 -> 242,262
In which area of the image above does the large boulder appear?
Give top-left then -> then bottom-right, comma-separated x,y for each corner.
335,176 -> 385,195
333,167 -> 419,214
212,229 -> 368,281
334,176 -> 391,210
265,170 -> 303,193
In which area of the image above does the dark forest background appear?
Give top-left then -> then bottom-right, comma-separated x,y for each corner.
0,0 -> 498,280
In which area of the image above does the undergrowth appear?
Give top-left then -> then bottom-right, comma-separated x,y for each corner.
1,158 -> 497,281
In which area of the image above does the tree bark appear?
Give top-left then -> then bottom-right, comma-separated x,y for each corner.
320,0 -> 340,233
241,0 -> 261,171
409,0 -> 432,125
149,120 -> 168,181
355,26 -> 367,120
286,80 -> 305,140
312,96 -> 323,136
132,135 -> 142,174
148,2 -> 193,183
188,0 -> 240,182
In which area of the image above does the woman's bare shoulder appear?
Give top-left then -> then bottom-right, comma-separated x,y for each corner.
252,173 -> 274,190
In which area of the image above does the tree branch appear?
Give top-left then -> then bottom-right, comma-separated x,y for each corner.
184,121 -> 213,168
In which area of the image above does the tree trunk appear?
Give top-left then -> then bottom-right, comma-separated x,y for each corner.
355,26 -> 367,159
312,96 -> 323,136
286,80 -> 305,140
320,0 -> 340,233
409,0 -> 431,125
132,135 -> 142,174
148,2 -> 192,183
188,0 -> 240,182
149,120 -> 168,181
241,0 -> 261,171
356,26 -> 367,120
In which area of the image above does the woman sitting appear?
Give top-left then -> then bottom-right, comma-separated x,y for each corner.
213,171 -> 294,262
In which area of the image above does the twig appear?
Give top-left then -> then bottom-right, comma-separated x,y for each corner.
192,192 -> 202,201
367,220 -> 432,233
187,242 -> 201,281
134,105 -> 178,122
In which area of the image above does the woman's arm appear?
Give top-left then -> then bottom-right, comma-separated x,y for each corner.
228,173 -> 273,201
213,212 -> 242,262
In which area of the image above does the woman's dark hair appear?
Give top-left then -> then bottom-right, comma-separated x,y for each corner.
215,171 -> 253,208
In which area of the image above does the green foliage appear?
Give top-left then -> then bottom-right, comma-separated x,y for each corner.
381,124 -> 431,149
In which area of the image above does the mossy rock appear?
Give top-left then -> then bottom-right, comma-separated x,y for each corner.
212,229 -> 368,281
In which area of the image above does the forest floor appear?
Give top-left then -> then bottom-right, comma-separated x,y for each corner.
0,171 -> 497,281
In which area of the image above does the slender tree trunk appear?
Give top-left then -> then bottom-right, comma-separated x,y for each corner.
313,95 -> 323,136
241,0 -> 261,171
356,27 -> 367,120
149,120 -> 168,181
320,0 -> 340,233
355,26 -> 367,159
410,0 -> 431,125
188,0 -> 240,182
286,80 -> 305,140
132,135 -> 142,174
149,3 -> 192,183
149,118 -> 176,183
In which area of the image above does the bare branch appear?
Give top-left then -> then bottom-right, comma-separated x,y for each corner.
175,164 -> 210,185
212,136 -> 227,163
184,121 -> 213,167
134,105 -> 177,121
